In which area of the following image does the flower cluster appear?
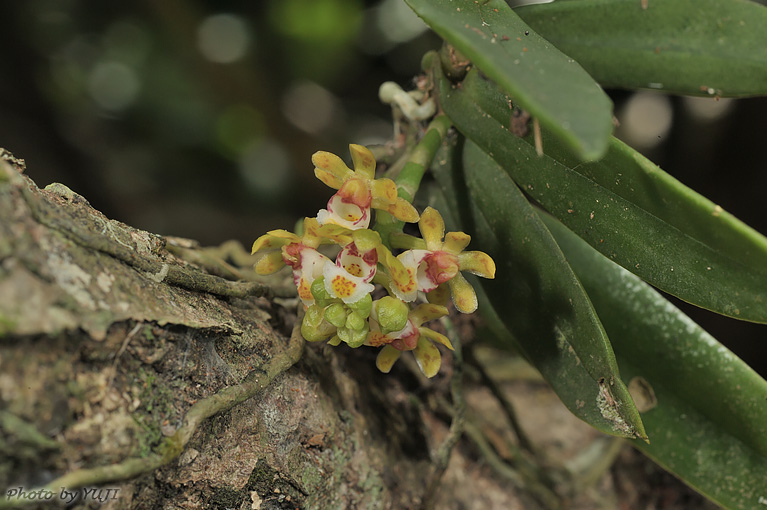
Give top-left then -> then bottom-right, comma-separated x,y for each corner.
252,144 -> 495,378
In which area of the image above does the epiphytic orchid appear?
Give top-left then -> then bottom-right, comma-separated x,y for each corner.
391,207 -> 496,313
252,217 -> 352,305
313,144 -> 420,229
252,142 -> 496,379
372,302 -> 453,378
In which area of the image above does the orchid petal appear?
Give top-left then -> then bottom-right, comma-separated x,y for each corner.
378,245 -> 418,302
337,242 -> 377,282
413,336 -> 442,378
323,261 -> 375,304
393,250 -> 429,301
312,151 -> 353,185
410,303 -> 449,326
349,144 -> 376,179
448,272 -> 478,314
381,198 -> 420,224
376,345 -> 402,374
419,327 -> 454,351
367,331 -> 392,347
370,177 -> 398,204
254,251 -> 286,275
443,231 -> 471,254
426,282 -> 451,307
317,201 -> 370,230
314,167 -> 344,190
419,207 -> 446,251
314,224 -> 354,246
294,249 -> 331,305
296,275 -> 315,304
458,251 -> 497,279
251,231 -> 296,253
351,229 -> 382,253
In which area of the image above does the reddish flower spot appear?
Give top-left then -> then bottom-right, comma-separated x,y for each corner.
331,275 -> 357,298
367,332 -> 392,347
345,263 -> 363,277
297,278 -> 312,301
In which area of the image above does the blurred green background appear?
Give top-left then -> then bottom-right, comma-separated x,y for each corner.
1,0 -> 765,372
0,0 -> 441,244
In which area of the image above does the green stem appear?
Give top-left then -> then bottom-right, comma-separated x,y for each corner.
396,114 -> 452,202
375,114 -> 452,246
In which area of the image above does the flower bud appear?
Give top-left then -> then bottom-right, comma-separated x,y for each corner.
373,296 -> 409,334
345,311 -> 367,331
302,305 -> 336,342
347,292 -> 372,318
324,303 -> 348,328
338,323 -> 369,348
310,276 -> 332,306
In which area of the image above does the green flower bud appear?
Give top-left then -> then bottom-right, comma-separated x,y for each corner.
347,292 -> 372,319
374,296 -> 409,334
345,311 -> 366,331
311,276 -> 332,306
324,302 -> 348,328
338,323 -> 369,348
301,304 -> 336,342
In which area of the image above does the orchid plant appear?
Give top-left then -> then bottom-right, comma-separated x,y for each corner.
254,0 -> 767,506
252,144 -> 495,378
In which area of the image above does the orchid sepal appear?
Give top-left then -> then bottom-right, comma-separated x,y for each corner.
413,336 -> 442,378
376,345 -> 402,373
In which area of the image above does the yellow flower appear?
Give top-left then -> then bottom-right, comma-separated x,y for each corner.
313,144 -> 419,228
372,303 -> 453,378
391,207 -> 495,313
251,217 -> 352,306
251,217 -> 351,274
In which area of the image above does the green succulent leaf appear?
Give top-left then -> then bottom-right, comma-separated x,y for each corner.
516,0 -> 767,97
430,135 -> 646,439
436,63 -> 767,323
405,0 -> 613,161
544,213 -> 767,509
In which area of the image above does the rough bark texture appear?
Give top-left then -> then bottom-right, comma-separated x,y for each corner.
0,158 -> 719,510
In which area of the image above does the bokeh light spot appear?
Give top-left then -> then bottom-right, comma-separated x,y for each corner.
87,61 -> 140,111
239,139 -> 292,198
683,96 -> 734,122
281,81 -> 337,134
375,0 -> 427,45
617,92 -> 673,149
197,14 -> 251,64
